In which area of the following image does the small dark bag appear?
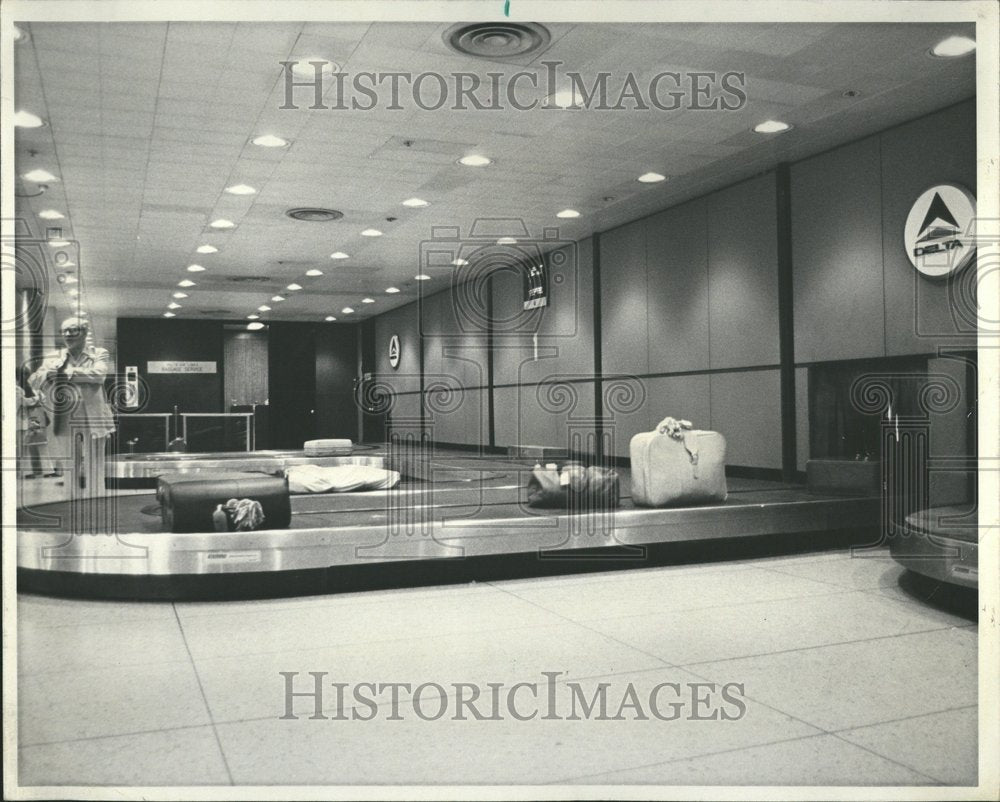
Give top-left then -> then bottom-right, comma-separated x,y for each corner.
526,461 -> 620,510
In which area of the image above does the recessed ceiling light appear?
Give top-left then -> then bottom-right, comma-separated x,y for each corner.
196,245 -> 218,254
168,302 -> 182,309
290,59 -> 339,78
414,274 -> 431,281
247,313 -> 260,320
753,120 -> 792,134
341,307 -> 354,314
172,292 -> 188,299
271,295 -> 286,302
251,134 -> 288,148
186,264 -> 206,272
247,321 -> 265,331
286,283 -> 302,291
361,228 -> 382,237
22,169 -> 58,182
362,297 -> 375,304
210,219 -> 235,229
637,172 -> 666,183
330,252 -> 349,259
178,279 -> 196,287
38,209 -> 64,220
557,209 -> 580,218
63,275 -> 78,284
930,35 -> 976,58
402,197 -> 430,207
385,286 -> 400,294
14,25 -> 27,43
48,239 -> 71,247
459,154 -> 492,166
545,88 -> 583,109
14,110 -> 45,128
67,288 -> 78,296
452,258 -> 469,266
224,184 -> 257,195
305,269 -> 324,277
163,312 -> 176,318
325,315 -> 337,321
258,305 -> 271,312
497,237 -> 517,245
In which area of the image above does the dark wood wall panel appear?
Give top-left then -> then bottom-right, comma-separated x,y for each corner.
314,325 -> 358,441
223,329 -> 269,408
116,318 -> 223,413
791,136 -> 886,363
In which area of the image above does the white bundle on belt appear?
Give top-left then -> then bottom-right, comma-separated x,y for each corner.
303,438 -> 353,456
286,464 -> 400,494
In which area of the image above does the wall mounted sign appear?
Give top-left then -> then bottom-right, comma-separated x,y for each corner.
904,183 -> 976,279
147,360 -> 217,374
524,260 -> 548,309
388,335 -> 400,369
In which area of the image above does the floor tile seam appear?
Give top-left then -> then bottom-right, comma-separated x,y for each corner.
675,622 -> 975,670
171,604 -> 236,786
828,703 -> 979,736
17,721 -> 214,749
543,730 -> 834,784
495,583 -> 867,623
180,614 -> 630,664
189,663 -> 711,730
172,586 -> 498,622
826,731 -> 949,785
484,582 -> 678,666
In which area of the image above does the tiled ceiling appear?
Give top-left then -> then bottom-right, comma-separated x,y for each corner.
14,21 -> 976,324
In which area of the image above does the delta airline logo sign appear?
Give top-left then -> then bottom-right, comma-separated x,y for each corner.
388,335 -> 400,369
904,183 -> 976,279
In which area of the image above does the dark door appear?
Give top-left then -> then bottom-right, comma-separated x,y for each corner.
268,322 -> 316,448
315,324 -> 359,441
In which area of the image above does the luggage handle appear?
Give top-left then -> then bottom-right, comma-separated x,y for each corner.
656,417 -> 700,474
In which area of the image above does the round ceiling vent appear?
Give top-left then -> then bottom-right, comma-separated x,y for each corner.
285,207 -> 344,222
443,22 -> 551,60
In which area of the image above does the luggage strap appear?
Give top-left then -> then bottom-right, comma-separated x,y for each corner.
656,417 -> 699,475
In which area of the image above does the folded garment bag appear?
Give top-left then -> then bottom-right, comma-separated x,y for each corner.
629,417 -> 728,507
286,464 -> 400,494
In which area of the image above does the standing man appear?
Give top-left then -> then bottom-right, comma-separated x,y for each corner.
29,317 -> 115,499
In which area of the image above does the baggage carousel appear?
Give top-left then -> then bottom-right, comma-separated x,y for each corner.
17,450 -> 882,599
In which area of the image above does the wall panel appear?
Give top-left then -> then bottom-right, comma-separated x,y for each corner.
881,100 -> 977,355
493,381 -> 596,452
708,174 -> 780,369
709,370 -> 782,469
646,198 -> 710,374
791,136 -> 885,363
599,220 -> 648,375
374,301 -> 421,393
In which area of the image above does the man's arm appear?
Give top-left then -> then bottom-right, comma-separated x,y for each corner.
64,349 -> 110,383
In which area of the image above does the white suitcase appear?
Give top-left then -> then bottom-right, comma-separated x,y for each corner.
629,417 -> 727,507
303,438 -> 353,456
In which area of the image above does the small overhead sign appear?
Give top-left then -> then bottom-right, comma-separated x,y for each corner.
147,361 -> 217,374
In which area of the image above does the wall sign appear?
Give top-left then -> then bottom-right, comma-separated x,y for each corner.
524,260 -> 548,310
147,360 -> 217,374
904,183 -> 976,279
388,335 -> 400,369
